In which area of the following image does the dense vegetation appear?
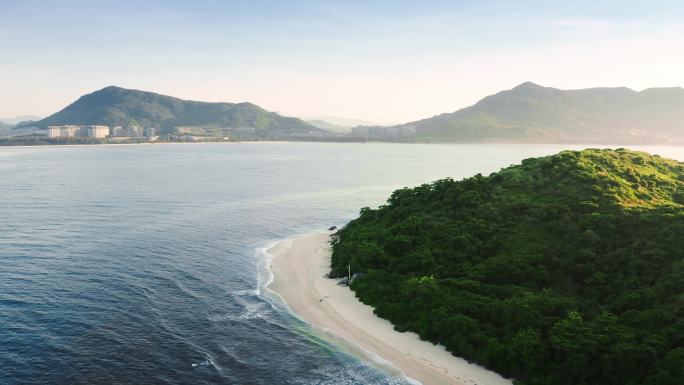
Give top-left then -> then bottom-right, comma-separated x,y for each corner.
331,149 -> 684,385
395,82 -> 684,144
0,121 -> 12,137
25,86 -> 323,137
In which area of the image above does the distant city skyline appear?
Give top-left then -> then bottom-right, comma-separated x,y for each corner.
1,0 -> 683,122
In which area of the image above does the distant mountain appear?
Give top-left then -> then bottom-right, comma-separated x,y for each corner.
0,121 -> 13,136
396,82 -> 684,144
0,115 -> 42,125
24,86 -> 323,137
306,116 -> 390,128
306,119 -> 351,133
306,116 -> 401,134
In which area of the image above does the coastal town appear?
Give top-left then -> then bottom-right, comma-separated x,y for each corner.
40,124 -> 265,143
46,123 -> 419,141
2,120 -> 418,146
350,124 -> 416,139
47,125 -> 157,140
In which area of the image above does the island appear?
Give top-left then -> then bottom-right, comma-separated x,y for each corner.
269,149 -> 684,385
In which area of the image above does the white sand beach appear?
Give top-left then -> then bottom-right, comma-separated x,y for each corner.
266,231 -> 513,385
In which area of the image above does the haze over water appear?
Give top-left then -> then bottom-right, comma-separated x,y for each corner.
2,143 -> 683,385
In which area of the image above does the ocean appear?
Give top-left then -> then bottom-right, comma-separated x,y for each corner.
2,142 -> 683,385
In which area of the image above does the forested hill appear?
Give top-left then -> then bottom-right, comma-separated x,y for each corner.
331,149 -> 684,385
395,82 -> 684,144
25,86 -> 322,136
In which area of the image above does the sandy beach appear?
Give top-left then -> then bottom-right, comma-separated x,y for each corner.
266,231 -> 513,385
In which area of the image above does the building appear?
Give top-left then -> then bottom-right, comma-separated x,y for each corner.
109,126 -> 148,138
124,126 -> 142,137
111,126 -> 125,136
176,126 -> 196,135
47,125 -> 110,138
399,125 -> 417,137
351,126 -> 370,138
86,126 -> 109,138
174,126 -> 255,140
350,125 -> 416,139
48,125 -> 79,138
144,128 -> 155,138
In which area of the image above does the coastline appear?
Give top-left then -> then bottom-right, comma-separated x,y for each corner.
265,230 -> 513,385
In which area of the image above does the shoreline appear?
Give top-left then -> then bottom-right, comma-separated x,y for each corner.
3,140 -> 680,149
265,230 -> 513,385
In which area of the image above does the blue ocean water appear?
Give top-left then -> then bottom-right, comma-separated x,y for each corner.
2,142 -> 683,385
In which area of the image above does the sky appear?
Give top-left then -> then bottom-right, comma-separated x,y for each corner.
1,0 -> 683,123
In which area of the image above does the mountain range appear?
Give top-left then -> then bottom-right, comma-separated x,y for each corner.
306,119 -> 352,133
0,115 -> 42,125
392,82 -> 684,144
12,82 -> 684,143
23,86 -> 323,138
306,116 -> 393,133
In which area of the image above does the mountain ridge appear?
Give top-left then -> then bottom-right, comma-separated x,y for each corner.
0,115 -> 42,125
24,86 -> 323,137
392,82 -> 684,144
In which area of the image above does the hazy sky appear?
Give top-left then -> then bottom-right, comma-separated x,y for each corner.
1,0 -> 683,123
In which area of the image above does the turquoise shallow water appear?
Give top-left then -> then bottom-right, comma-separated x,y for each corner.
1,142 -> 683,385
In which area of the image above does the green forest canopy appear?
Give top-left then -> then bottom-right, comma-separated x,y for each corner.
331,148 -> 684,385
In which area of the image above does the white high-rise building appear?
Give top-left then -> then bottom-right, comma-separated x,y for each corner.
47,125 -> 110,138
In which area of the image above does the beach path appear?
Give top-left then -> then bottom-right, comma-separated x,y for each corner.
267,231 -> 513,385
